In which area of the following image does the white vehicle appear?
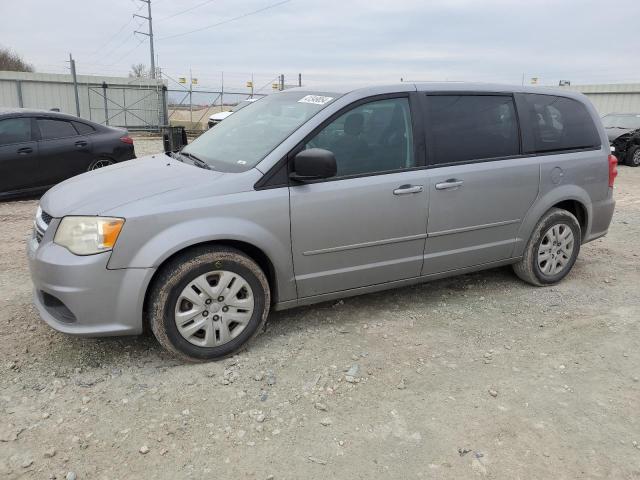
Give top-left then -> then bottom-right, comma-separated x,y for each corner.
208,98 -> 259,128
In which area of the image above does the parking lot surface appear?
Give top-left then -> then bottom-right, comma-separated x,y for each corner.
1,141 -> 639,479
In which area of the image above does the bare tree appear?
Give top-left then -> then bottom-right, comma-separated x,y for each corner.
0,47 -> 34,72
129,63 -> 148,78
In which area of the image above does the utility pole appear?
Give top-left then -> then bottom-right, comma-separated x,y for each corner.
221,72 -> 224,109
134,0 -> 156,79
68,53 -> 81,116
189,67 -> 193,125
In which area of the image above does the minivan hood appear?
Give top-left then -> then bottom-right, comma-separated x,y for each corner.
40,154 -> 225,217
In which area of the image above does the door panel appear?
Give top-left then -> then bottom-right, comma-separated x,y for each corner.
290,170 -> 428,297
36,118 -> 94,186
422,158 -> 539,274
0,117 -> 40,193
0,141 -> 40,193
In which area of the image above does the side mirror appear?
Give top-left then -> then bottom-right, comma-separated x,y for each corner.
290,148 -> 337,182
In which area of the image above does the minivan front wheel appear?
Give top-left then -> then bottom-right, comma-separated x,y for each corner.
513,208 -> 581,286
148,246 -> 270,362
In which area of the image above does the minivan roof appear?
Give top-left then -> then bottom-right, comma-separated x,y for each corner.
289,82 -> 588,100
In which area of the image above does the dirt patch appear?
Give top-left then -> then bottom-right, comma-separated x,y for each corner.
0,163 -> 639,479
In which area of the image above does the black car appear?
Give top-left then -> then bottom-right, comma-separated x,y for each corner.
602,113 -> 640,167
0,108 -> 136,199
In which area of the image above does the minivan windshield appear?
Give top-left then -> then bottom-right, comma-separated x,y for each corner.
182,91 -> 339,172
601,114 -> 640,130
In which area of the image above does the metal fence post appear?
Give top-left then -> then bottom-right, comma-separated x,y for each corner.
102,82 -> 109,125
161,85 -> 168,127
69,54 -> 81,117
16,80 -> 23,107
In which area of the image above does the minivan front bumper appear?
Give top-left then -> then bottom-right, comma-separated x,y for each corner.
27,234 -> 153,337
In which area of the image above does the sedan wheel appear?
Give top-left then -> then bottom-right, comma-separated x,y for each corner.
629,146 -> 640,167
88,158 -> 114,171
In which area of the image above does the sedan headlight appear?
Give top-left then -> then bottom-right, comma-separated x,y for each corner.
54,216 -> 125,255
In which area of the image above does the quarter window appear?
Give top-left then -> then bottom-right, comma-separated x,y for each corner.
37,119 -> 78,140
0,118 -> 32,144
305,97 -> 415,177
72,121 -> 95,135
522,94 -> 600,153
426,95 -> 520,164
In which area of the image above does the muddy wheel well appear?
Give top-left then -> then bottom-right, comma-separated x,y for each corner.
142,240 -> 278,333
552,200 -> 587,240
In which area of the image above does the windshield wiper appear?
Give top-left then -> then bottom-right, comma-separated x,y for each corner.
179,151 -> 213,170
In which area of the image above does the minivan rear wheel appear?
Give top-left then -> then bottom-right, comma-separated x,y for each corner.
148,246 -> 270,362
513,208 -> 581,286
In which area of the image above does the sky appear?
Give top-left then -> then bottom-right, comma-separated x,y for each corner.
2,0 -> 639,93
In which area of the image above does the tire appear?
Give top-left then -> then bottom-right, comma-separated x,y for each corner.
626,145 -> 640,167
88,158 -> 115,171
148,246 -> 270,362
513,208 -> 581,286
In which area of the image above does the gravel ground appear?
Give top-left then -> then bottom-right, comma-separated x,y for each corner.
1,141 -> 639,479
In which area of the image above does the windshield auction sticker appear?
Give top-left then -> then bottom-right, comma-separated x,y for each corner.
298,95 -> 334,105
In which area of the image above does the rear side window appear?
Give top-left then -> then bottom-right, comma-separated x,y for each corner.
426,95 -> 520,164
72,121 -> 95,135
522,94 -> 600,153
37,119 -> 78,140
0,117 -> 31,144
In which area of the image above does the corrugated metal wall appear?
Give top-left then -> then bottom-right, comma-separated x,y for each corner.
0,71 -> 166,129
559,83 -> 640,116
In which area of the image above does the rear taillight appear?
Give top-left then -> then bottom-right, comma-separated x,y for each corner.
608,154 -> 618,188
120,135 -> 134,145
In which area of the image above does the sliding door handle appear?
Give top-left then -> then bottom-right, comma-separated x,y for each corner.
435,179 -> 464,190
393,184 -> 423,195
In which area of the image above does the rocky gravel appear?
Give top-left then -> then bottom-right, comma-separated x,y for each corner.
0,140 -> 639,479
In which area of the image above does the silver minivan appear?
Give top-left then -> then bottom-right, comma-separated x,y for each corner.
27,83 -> 617,361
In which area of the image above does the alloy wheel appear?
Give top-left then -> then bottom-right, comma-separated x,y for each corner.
90,159 -> 114,170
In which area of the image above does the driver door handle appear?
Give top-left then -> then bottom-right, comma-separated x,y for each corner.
17,147 -> 33,155
75,140 -> 88,148
435,179 -> 464,190
393,184 -> 423,195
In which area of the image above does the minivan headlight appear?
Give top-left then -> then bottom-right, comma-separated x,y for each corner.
54,216 -> 125,255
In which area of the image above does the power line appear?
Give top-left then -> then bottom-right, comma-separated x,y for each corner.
105,39 -> 145,67
158,0 -> 291,41
99,29 -> 138,60
90,16 -> 134,55
156,0 -> 218,22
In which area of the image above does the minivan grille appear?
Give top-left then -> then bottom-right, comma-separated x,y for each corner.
41,210 -> 53,226
34,207 -> 53,244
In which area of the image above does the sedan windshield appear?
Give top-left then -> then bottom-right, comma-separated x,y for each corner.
602,114 -> 640,130
182,91 -> 339,172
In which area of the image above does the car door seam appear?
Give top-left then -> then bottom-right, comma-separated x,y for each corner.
428,218 -> 521,237
302,233 -> 429,256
